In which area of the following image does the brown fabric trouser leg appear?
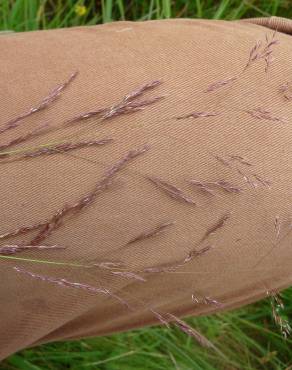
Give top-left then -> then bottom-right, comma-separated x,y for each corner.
1,16 -> 292,359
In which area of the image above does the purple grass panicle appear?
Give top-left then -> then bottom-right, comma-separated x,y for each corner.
0,71 -> 78,135
147,176 -> 197,206
0,244 -> 65,255
127,221 -> 175,245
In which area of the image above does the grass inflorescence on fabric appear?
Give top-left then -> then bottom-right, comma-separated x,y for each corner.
1,1 -> 292,370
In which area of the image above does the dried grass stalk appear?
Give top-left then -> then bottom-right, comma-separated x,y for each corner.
0,244 -> 65,255
246,107 -> 287,123
237,169 -> 271,189
110,271 -> 146,282
23,138 -> 113,158
103,96 -> 164,119
104,144 -> 150,179
190,180 -> 241,195
176,112 -> 218,120
0,123 -> 49,154
192,293 -> 223,308
189,180 -> 216,196
67,80 -> 164,123
204,77 -> 237,92
279,82 -> 292,101
93,261 -> 125,270
149,309 -> 171,328
0,222 -> 47,240
182,245 -> 213,265
215,154 -> 270,189
274,216 -> 281,240
0,71 -> 78,134
267,290 -> 291,339
123,80 -> 162,101
244,32 -> 279,72
214,155 -> 233,168
127,221 -> 174,244
228,155 -> 252,167
65,108 -> 107,124
253,217 -> 292,268
14,266 -> 131,308
252,173 -> 271,188
14,266 -> 109,294
201,213 -> 231,242
30,145 -> 150,245
167,314 -> 215,348
147,176 -> 196,205
143,245 -> 212,273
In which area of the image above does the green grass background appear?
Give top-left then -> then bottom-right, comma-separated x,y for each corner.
1,0 -> 292,31
1,1 -> 292,369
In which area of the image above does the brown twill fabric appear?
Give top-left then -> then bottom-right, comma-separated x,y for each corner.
0,16 -> 292,359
